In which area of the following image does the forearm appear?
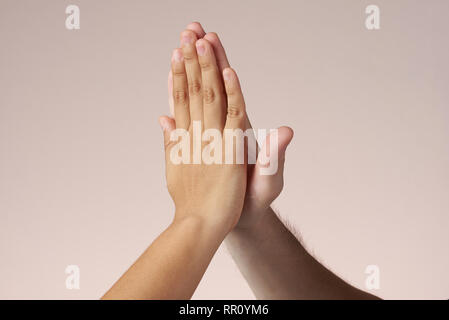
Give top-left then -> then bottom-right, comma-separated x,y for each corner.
103,215 -> 226,300
226,207 -> 379,300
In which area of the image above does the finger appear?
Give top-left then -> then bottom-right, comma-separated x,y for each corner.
204,32 -> 253,131
196,39 -> 226,131
158,116 -> 176,152
186,22 -> 206,38
257,126 -> 294,167
276,126 -> 294,160
223,68 -> 246,130
180,30 -> 203,125
168,70 -> 174,117
171,48 -> 190,130
203,32 -> 230,72
252,126 -> 294,203
168,22 -> 206,117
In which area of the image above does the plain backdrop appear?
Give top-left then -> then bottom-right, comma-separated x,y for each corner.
1,0 -> 448,299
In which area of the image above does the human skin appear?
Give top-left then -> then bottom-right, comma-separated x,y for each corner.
169,23 -> 295,228
169,22 -> 380,300
102,32 -> 248,299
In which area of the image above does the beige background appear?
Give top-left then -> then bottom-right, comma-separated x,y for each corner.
1,0 -> 448,299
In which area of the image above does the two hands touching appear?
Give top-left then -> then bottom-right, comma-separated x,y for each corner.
163,24 -> 294,232
103,22 -> 379,300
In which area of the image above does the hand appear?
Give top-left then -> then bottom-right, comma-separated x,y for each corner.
160,30 -> 248,234
103,29 -> 250,300
167,23 -> 294,229
241,126 -> 293,228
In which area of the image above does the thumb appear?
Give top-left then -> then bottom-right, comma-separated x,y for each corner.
158,116 -> 176,150
256,126 -> 294,173
250,126 -> 294,209
276,126 -> 294,164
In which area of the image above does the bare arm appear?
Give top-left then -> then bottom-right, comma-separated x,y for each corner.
103,216 -> 226,299
168,22 -> 379,300
104,30 -> 249,299
226,207 -> 379,300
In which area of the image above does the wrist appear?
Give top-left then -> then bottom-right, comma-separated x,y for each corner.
232,205 -> 273,232
173,208 -> 235,238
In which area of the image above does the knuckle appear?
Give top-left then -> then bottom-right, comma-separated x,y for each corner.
182,47 -> 197,62
227,105 -> 243,118
172,69 -> 185,76
164,139 -> 176,150
188,80 -> 202,96
183,52 -> 195,61
199,60 -> 213,71
226,88 -> 238,97
203,87 -> 215,104
174,90 -> 187,104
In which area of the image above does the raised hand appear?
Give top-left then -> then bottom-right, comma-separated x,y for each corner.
103,28 -> 250,300
160,30 -> 249,233
167,22 -> 294,229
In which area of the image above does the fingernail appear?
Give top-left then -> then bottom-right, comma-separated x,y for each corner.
196,41 -> 206,56
172,49 -> 183,62
181,34 -> 193,47
223,68 -> 232,82
159,118 -> 168,131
